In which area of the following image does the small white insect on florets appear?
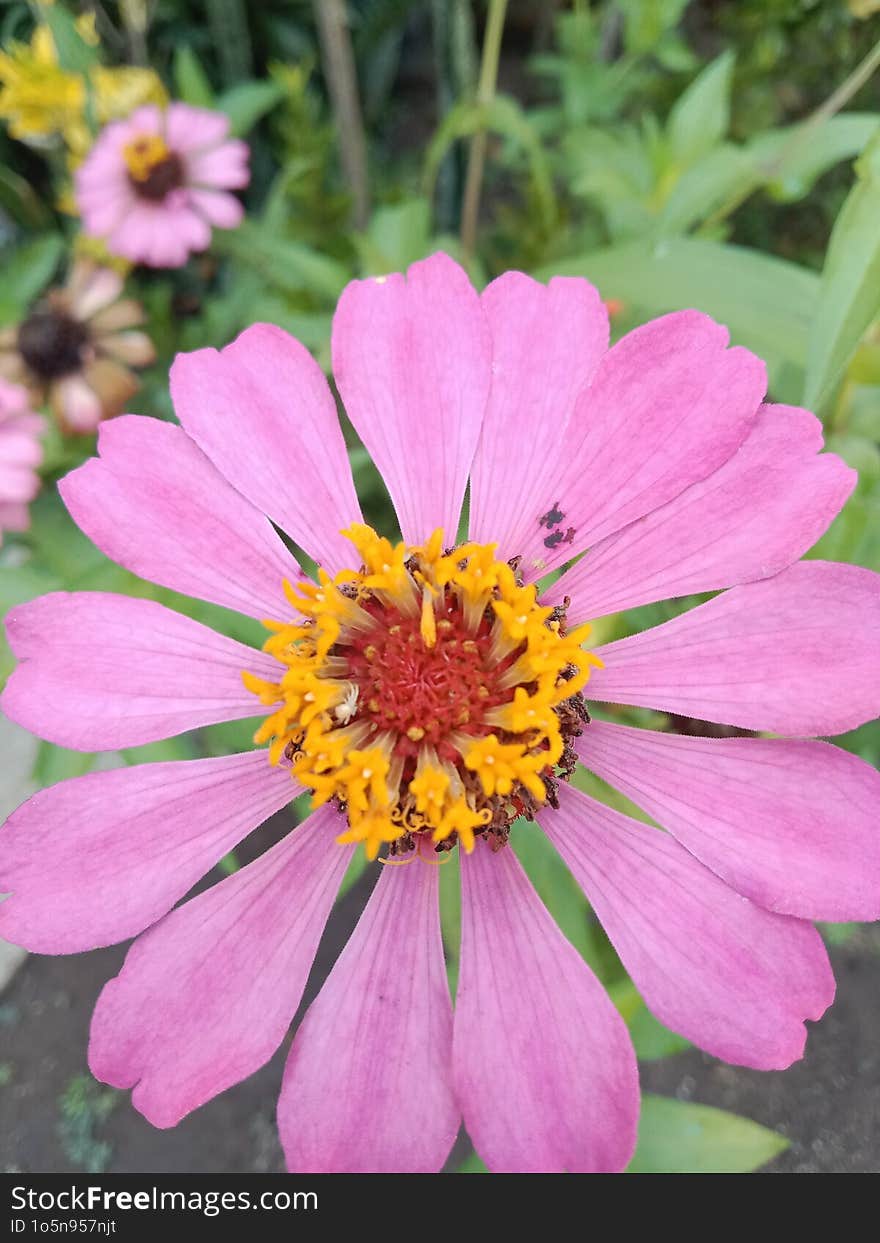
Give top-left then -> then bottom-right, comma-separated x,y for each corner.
334,683 -> 360,725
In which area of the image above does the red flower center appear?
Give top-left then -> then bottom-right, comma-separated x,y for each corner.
344,595 -> 513,764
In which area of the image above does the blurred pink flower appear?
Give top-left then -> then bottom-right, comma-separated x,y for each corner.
0,378 -> 43,541
0,260 -> 155,434
75,102 -> 249,268
2,253 -> 880,1173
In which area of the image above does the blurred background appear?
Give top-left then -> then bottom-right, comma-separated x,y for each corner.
1,0 -> 879,1173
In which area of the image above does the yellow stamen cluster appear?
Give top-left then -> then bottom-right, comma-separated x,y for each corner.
244,525 -> 601,861
122,133 -> 172,182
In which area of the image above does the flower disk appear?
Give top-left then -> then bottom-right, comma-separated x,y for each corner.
244,525 -> 600,861
122,133 -> 185,200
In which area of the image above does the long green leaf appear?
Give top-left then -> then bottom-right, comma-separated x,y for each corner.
355,198 -> 432,273
748,113 -> 880,202
41,6 -> 99,73
666,50 -> 735,167
212,222 -> 349,301
216,80 -> 286,136
628,1095 -> 789,1173
535,238 -> 817,380
173,46 -> 215,108
803,131 -> 880,410
0,235 -> 65,325
458,1095 -> 787,1173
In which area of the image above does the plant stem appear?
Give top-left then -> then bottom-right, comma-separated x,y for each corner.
759,34 -> 880,191
460,0 -> 509,260
701,35 -> 880,234
314,0 -> 370,230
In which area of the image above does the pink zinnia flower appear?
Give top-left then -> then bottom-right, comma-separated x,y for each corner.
2,253 -> 880,1174
0,378 -> 43,541
75,102 -> 249,268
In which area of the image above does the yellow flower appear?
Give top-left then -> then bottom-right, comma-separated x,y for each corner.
0,15 -> 165,157
0,28 -> 84,143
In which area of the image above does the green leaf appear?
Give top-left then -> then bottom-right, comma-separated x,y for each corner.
121,738 -> 195,765
619,0 -> 690,56
803,132 -> 880,411
24,489 -> 107,584
535,238 -> 818,382
216,80 -> 285,136
460,1097 -> 787,1173
439,849 -> 461,996
609,979 -> 691,1061
820,921 -> 859,946
656,143 -> 753,236
0,166 -> 54,231
0,235 -> 65,325
32,741 -> 95,787
748,113 -> 880,202
564,123 -> 656,240
628,1095 -> 789,1173
41,7 -> 99,74
173,46 -> 215,108
212,222 -> 349,302
666,51 -> 735,168
355,198 -> 432,273
811,435 -> 880,568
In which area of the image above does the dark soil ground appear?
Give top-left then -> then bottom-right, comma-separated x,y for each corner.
2,850 -> 878,1174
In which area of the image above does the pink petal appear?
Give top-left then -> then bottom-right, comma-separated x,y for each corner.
0,501 -> 30,533
60,416 -> 303,620
166,205 -> 211,254
553,404 -> 855,619
108,203 -> 191,269
89,807 -> 352,1127
454,843 -> 639,1172
171,324 -> 362,572
0,453 -> 42,501
579,721 -> 880,922
0,752 -> 296,953
0,427 -> 44,470
518,311 -> 766,578
468,272 -> 608,558
75,135 -> 134,235
1,592 -> 279,750
332,252 -> 492,545
164,102 -> 230,153
188,188 -> 244,229
279,862 -> 457,1172
589,561 -> 880,735
0,378 -> 31,416
542,786 -> 835,1070
78,186 -> 133,239
75,133 -> 128,190
127,105 -> 164,135
187,142 -> 250,190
